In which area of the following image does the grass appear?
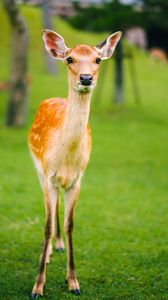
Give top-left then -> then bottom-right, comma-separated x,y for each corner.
0,5 -> 168,300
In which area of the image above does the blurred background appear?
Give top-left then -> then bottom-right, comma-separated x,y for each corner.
0,1 -> 168,299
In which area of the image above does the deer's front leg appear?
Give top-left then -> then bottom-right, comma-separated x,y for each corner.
55,192 -> 65,252
64,181 -> 81,295
32,179 -> 57,299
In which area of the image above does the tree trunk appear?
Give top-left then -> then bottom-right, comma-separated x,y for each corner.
42,0 -> 58,74
3,0 -> 29,127
114,42 -> 123,104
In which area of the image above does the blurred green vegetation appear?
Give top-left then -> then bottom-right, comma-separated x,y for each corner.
0,5 -> 168,300
70,0 -> 168,51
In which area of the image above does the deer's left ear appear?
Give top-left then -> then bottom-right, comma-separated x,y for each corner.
96,31 -> 122,60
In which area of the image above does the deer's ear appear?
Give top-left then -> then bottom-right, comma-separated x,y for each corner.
42,30 -> 69,61
96,31 -> 122,60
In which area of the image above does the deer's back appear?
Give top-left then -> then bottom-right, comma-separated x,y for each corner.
29,98 -> 66,160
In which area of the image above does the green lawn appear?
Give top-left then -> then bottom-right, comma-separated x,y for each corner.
0,5 -> 168,300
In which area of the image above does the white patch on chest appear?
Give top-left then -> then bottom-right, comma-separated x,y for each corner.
45,130 -> 89,189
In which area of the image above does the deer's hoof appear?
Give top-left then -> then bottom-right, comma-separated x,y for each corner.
31,292 -> 43,299
70,289 -> 81,295
67,277 -> 80,294
31,281 -> 44,299
56,247 -> 64,252
55,239 -> 65,252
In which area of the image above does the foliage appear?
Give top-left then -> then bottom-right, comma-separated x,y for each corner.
143,0 -> 168,30
69,0 -> 168,50
0,6 -> 168,300
70,0 -> 143,32
142,0 -> 168,50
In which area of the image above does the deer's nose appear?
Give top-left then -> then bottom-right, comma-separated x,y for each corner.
80,74 -> 93,86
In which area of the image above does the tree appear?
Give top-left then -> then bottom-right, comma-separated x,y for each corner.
70,0 -> 142,32
42,0 -> 58,74
3,0 -> 29,127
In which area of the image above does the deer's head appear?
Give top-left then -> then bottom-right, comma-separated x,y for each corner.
42,30 -> 122,93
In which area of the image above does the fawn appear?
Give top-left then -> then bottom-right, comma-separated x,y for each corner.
29,29 -> 122,298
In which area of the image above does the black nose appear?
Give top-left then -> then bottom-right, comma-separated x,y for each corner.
80,74 -> 93,86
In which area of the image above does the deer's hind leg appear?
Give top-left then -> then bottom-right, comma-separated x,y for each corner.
32,178 -> 58,299
64,180 -> 81,295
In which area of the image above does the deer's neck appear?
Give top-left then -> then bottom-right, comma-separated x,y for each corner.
62,88 -> 92,144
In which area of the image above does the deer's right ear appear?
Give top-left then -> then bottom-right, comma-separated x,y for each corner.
96,31 -> 122,60
42,30 -> 69,61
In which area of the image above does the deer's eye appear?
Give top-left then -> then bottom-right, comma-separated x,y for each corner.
66,56 -> 73,64
96,57 -> 101,64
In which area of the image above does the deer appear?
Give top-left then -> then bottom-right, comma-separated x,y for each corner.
28,29 -> 122,299
149,48 -> 167,64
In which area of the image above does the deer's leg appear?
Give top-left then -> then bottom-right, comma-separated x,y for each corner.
64,181 -> 81,295
32,179 -> 57,299
55,192 -> 65,252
